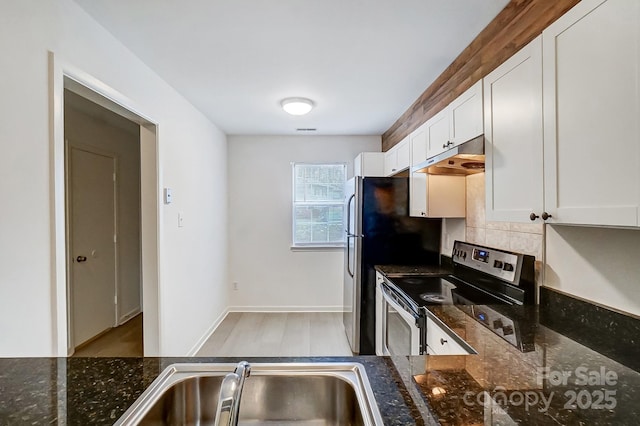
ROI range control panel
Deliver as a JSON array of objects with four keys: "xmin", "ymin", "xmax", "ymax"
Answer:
[{"xmin": 452, "ymin": 241, "xmax": 523, "ymax": 285}]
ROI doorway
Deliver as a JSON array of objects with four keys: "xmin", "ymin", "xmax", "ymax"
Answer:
[
  {"xmin": 51, "ymin": 55, "xmax": 161, "ymax": 357},
  {"xmin": 65, "ymin": 90, "xmax": 142, "ymax": 355}
]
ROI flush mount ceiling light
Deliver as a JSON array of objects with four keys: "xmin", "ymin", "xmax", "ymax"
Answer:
[{"xmin": 281, "ymin": 97, "xmax": 314, "ymax": 116}]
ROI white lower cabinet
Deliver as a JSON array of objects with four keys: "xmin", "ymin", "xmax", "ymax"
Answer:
[
  {"xmin": 410, "ymin": 173, "xmax": 465, "ymax": 218},
  {"xmin": 426, "ymin": 316, "xmax": 472, "ymax": 356}
]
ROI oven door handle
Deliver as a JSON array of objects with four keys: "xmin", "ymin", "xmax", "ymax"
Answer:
[{"xmin": 418, "ymin": 307, "xmax": 428, "ymax": 355}]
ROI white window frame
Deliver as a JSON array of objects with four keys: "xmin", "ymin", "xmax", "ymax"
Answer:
[{"xmin": 291, "ymin": 162, "xmax": 347, "ymax": 250}]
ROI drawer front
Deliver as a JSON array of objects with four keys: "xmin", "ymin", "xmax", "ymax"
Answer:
[{"xmin": 426, "ymin": 317, "xmax": 469, "ymax": 355}]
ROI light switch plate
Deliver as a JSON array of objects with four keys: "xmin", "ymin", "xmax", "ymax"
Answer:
[
  {"xmin": 164, "ymin": 188, "xmax": 172, "ymax": 204},
  {"xmin": 178, "ymin": 212, "xmax": 184, "ymax": 227}
]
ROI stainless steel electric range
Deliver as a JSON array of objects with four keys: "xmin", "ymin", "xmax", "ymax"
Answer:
[{"xmin": 377, "ymin": 240, "xmax": 537, "ymax": 355}]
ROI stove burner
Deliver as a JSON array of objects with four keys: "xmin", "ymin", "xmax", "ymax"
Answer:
[{"xmin": 420, "ymin": 293, "xmax": 447, "ymax": 304}]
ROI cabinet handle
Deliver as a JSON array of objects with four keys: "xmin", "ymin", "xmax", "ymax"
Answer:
[
  {"xmin": 529, "ymin": 213, "xmax": 539, "ymax": 221},
  {"xmin": 440, "ymin": 338, "xmax": 447, "ymax": 345},
  {"xmin": 542, "ymin": 212, "xmax": 552, "ymax": 220},
  {"xmin": 442, "ymin": 141, "xmax": 454, "ymax": 149},
  {"xmin": 421, "ymin": 212, "xmax": 426, "ymax": 216}
]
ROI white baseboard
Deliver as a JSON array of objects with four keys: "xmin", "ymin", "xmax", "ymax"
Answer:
[
  {"xmin": 118, "ymin": 307, "xmax": 141, "ymax": 325},
  {"xmin": 227, "ymin": 305, "xmax": 344, "ymax": 313},
  {"xmin": 187, "ymin": 308, "xmax": 231, "ymax": 357}
]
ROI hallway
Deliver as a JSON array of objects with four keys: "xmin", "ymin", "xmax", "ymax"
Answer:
[{"xmin": 72, "ymin": 314, "xmax": 143, "ymax": 357}]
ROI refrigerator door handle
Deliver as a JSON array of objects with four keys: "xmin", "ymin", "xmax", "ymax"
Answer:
[
  {"xmin": 345, "ymin": 194, "xmax": 355, "ymax": 236},
  {"xmin": 347, "ymin": 235, "xmax": 354, "ymax": 278},
  {"xmin": 346, "ymin": 193, "xmax": 356, "ymax": 277}
]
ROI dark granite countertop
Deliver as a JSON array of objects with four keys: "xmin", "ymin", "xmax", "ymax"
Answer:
[
  {"xmin": 4, "ymin": 266, "xmax": 639, "ymax": 425},
  {"xmin": 0, "ymin": 356, "xmax": 422, "ymax": 426},
  {"xmin": 375, "ymin": 264, "xmax": 452, "ymax": 277},
  {"xmin": 377, "ymin": 267, "xmax": 640, "ymax": 425},
  {"xmin": 409, "ymin": 304, "xmax": 640, "ymax": 425}
]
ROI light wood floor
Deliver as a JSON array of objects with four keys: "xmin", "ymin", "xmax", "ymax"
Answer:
[
  {"xmin": 196, "ymin": 312, "xmax": 354, "ymax": 357},
  {"xmin": 72, "ymin": 314, "xmax": 143, "ymax": 357}
]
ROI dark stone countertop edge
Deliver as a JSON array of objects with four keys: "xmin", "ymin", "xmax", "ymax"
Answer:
[{"xmin": 0, "ymin": 356, "xmax": 425, "ymax": 426}]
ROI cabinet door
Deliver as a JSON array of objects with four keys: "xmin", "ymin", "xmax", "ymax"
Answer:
[
  {"xmin": 355, "ymin": 152, "xmax": 385, "ymax": 177},
  {"xmin": 383, "ymin": 149, "xmax": 396, "ymax": 176},
  {"xmin": 450, "ymin": 80, "xmax": 483, "ymax": 146},
  {"xmin": 426, "ymin": 108, "xmax": 451, "ymax": 158},
  {"xmin": 543, "ymin": 0, "xmax": 640, "ymax": 227},
  {"xmin": 484, "ymin": 36, "xmax": 544, "ymax": 223},
  {"xmin": 410, "ymin": 123, "xmax": 428, "ymax": 166},
  {"xmin": 409, "ymin": 172, "xmax": 427, "ymax": 217},
  {"xmin": 396, "ymin": 137, "xmax": 411, "ymax": 171}
]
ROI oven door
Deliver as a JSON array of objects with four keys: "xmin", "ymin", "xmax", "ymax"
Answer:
[{"xmin": 376, "ymin": 283, "xmax": 421, "ymax": 356}]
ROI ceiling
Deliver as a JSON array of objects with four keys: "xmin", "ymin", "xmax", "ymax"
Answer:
[{"xmin": 73, "ymin": 0, "xmax": 509, "ymax": 136}]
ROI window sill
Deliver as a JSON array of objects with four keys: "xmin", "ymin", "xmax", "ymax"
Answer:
[{"xmin": 290, "ymin": 244, "xmax": 345, "ymax": 252}]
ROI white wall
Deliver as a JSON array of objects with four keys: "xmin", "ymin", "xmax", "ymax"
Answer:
[
  {"xmin": 227, "ymin": 135, "xmax": 381, "ymax": 310},
  {"xmin": 0, "ymin": 0, "xmax": 227, "ymax": 356},
  {"xmin": 65, "ymin": 94, "xmax": 142, "ymax": 323},
  {"xmin": 545, "ymin": 225, "xmax": 640, "ymax": 316}
]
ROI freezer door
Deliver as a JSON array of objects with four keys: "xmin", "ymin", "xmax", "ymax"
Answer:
[{"xmin": 343, "ymin": 177, "xmax": 362, "ymax": 353}]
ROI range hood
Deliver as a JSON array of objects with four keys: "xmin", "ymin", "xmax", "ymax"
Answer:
[{"xmin": 412, "ymin": 135, "xmax": 484, "ymax": 175}]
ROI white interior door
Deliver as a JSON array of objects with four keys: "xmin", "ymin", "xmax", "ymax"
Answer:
[{"xmin": 69, "ymin": 146, "xmax": 117, "ymax": 347}]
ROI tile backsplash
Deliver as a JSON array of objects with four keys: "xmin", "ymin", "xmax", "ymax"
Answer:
[
  {"xmin": 441, "ymin": 172, "xmax": 543, "ymax": 285},
  {"xmin": 463, "ymin": 173, "xmax": 543, "ymax": 260}
]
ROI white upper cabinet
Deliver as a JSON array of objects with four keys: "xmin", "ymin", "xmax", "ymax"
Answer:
[
  {"xmin": 484, "ymin": 36, "xmax": 544, "ymax": 223},
  {"xmin": 409, "ymin": 120, "xmax": 465, "ymax": 218},
  {"xmin": 426, "ymin": 107, "xmax": 451, "ymax": 158},
  {"xmin": 421, "ymin": 80, "xmax": 484, "ymax": 161},
  {"xmin": 354, "ymin": 152, "xmax": 385, "ymax": 177},
  {"xmin": 542, "ymin": 0, "xmax": 640, "ymax": 227},
  {"xmin": 450, "ymin": 80, "xmax": 484, "ymax": 146},
  {"xmin": 384, "ymin": 136, "xmax": 410, "ymax": 176},
  {"xmin": 396, "ymin": 138, "xmax": 410, "ymax": 170},
  {"xmin": 410, "ymin": 122, "xmax": 428, "ymax": 166}
]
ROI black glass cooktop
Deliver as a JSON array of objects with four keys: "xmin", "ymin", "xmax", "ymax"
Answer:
[{"xmin": 387, "ymin": 275, "xmax": 511, "ymax": 307}]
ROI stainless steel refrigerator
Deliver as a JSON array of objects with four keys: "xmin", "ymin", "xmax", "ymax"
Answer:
[{"xmin": 343, "ymin": 176, "xmax": 442, "ymax": 354}]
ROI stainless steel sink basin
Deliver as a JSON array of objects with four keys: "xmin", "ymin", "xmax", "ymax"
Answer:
[{"xmin": 115, "ymin": 362, "xmax": 384, "ymax": 426}]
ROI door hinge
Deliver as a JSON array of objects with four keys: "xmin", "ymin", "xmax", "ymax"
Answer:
[
  {"xmin": 114, "ymin": 295, "xmax": 118, "ymax": 305},
  {"xmin": 113, "ymin": 173, "xmax": 116, "ymax": 182},
  {"xmin": 114, "ymin": 234, "xmax": 117, "ymax": 243}
]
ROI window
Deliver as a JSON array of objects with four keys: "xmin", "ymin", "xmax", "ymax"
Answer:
[{"xmin": 292, "ymin": 163, "xmax": 346, "ymax": 247}]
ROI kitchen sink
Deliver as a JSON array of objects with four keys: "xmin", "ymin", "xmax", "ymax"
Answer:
[{"xmin": 114, "ymin": 362, "xmax": 384, "ymax": 426}]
